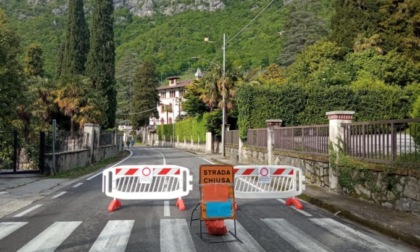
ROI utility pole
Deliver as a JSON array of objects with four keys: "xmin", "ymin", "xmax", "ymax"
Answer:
[{"xmin": 222, "ymin": 33, "xmax": 226, "ymax": 157}]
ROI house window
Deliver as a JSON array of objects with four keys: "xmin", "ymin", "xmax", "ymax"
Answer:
[
  {"xmin": 170, "ymin": 90, "xmax": 175, "ymax": 97},
  {"xmin": 160, "ymin": 118, "xmax": 164, "ymax": 125}
]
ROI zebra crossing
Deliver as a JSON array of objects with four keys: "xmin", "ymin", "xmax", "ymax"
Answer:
[{"xmin": 0, "ymin": 217, "xmax": 401, "ymax": 251}]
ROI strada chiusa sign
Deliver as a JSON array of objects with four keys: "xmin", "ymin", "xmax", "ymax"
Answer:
[{"xmin": 199, "ymin": 165, "xmax": 233, "ymax": 184}]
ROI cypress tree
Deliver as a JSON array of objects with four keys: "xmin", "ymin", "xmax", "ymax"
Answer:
[
  {"xmin": 86, "ymin": 0, "xmax": 117, "ymax": 128},
  {"xmin": 59, "ymin": 0, "xmax": 89, "ymax": 78},
  {"xmin": 130, "ymin": 62, "xmax": 160, "ymax": 129}
]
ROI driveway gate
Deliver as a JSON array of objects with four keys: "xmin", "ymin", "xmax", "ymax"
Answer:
[{"xmin": 0, "ymin": 130, "xmax": 44, "ymax": 174}]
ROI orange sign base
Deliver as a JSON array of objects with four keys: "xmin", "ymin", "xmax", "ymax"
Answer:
[{"xmin": 205, "ymin": 220, "xmax": 227, "ymax": 236}]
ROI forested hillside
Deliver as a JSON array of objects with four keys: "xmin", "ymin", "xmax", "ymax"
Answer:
[{"xmin": 0, "ymin": 0, "xmax": 332, "ymax": 79}]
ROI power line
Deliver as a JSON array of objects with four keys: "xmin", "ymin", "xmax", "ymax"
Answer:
[{"xmin": 226, "ymin": 0, "xmax": 275, "ymax": 47}]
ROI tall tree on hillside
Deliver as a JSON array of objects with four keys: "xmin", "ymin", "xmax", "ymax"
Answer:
[
  {"xmin": 379, "ymin": 0, "xmax": 420, "ymax": 61},
  {"xmin": 0, "ymin": 10, "xmax": 24, "ymax": 130},
  {"xmin": 277, "ymin": 0, "xmax": 329, "ymax": 66},
  {"xmin": 56, "ymin": 0, "xmax": 89, "ymax": 80},
  {"xmin": 86, "ymin": 0, "xmax": 117, "ymax": 128},
  {"xmin": 115, "ymin": 51, "xmax": 142, "ymax": 122},
  {"xmin": 330, "ymin": 0, "xmax": 383, "ymax": 51},
  {"xmin": 130, "ymin": 62, "xmax": 159, "ymax": 129}
]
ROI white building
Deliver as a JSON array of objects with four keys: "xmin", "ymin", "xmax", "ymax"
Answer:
[{"xmin": 150, "ymin": 69, "xmax": 203, "ymax": 126}]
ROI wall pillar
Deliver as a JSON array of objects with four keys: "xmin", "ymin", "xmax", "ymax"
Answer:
[
  {"xmin": 83, "ymin": 123, "xmax": 101, "ymax": 163},
  {"xmin": 205, "ymin": 132, "xmax": 213, "ymax": 153},
  {"xmin": 326, "ymin": 111, "xmax": 355, "ymax": 190},
  {"xmin": 266, "ymin": 119, "xmax": 282, "ymax": 165}
]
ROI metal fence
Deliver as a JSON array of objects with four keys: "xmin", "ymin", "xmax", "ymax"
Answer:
[
  {"xmin": 343, "ymin": 119, "xmax": 420, "ymax": 165},
  {"xmin": 273, "ymin": 125, "xmax": 329, "ymax": 155},
  {"xmin": 246, "ymin": 129, "xmax": 267, "ymax": 148},
  {"xmin": 225, "ymin": 130, "xmax": 239, "ymax": 145}
]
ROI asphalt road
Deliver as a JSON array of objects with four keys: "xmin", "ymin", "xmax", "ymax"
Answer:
[{"xmin": 0, "ymin": 147, "xmax": 414, "ymax": 251}]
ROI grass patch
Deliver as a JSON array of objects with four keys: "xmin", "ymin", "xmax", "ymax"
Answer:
[{"xmin": 49, "ymin": 150, "xmax": 130, "ymax": 179}]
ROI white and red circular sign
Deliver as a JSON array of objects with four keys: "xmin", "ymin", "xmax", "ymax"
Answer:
[
  {"xmin": 142, "ymin": 167, "xmax": 152, "ymax": 176},
  {"xmin": 259, "ymin": 167, "xmax": 269, "ymax": 176}
]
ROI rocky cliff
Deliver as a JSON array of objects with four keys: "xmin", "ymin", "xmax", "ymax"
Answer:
[{"xmin": 24, "ymin": 0, "xmax": 225, "ymax": 17}]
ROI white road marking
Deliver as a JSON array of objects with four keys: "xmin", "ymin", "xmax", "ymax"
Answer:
[
  {"xmin": 311, "ymin": 218, "xmax": 395, "ymax": 252},
  {"xmin": 0, "ymin": 191, "xmax": 8, "ymax": 195},
  {"xmin": 52, "ymin": 191, "xmax": 67, "ymax": 199},
  {"xmin": 14, "ymin": 204, "xmax": 42, "ymax": 218},
  {"xmin": 89, "ymin": 220, "xmax": 134, "ymax": 252},
  {"xmin": 87, "ymin": 149, "xmax": 134, "ymax": 181},
  {"xmin": 73, "ymin": 182, "xmax": 83, "ymax": 188},
  {"xmin": 0, "ymin": 222, "xmax": 27, "ymax": 241},
  {"xmin": 262, "ymin": 218, "xmax": 330, "ymax": 252},
  {"xmin": 224, "ymin": 220, "xmax": 266, "ymax": 252},
  {"xmin": 164, "ymin": 201, "xmax": 170, "ymax": 217},
  {"xmin": 86, "ymin": 172, "xmax": 102, "ymax": 181},
  {"xmin": 17, "ymin": 221, "xmax": 81, "ymax": 252},
  {"xmin": 160, "ymin": 219, "xmax": 196, "ymax": 252}
]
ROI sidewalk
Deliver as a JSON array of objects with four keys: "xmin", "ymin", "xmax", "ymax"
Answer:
[{"xmin": 0, "ymin": 151, "xmax": 419, "ymax": 248}]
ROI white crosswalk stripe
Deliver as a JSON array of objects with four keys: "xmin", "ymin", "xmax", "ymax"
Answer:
[
  {"xmin": 161, "ymin": 219, "xmax": 196, "ymax": 252},
  {"xmin": 89, "ymin": 220, "xmax": 134, "ymax": 252},
  {"xmin": 0, "ymin": 217, "xmax": 404, "ymax": 251},
  {"xmin": 262, "ymin": 218, "xmax": 331, "ymax": 252},
  {"xmin": 17, "ymin": 221, "xmax": 82, "ymax": 252},
  {"xmin": 0, "ymin": 222, "xmax": 27, "ymax": 241},
  {"xmin": 224, "ymin": 219, "xmax": 266, "ymax": 252},
  {"xmin": 311, "ymin": 218, "xmax": 396, "ymax": 252}
]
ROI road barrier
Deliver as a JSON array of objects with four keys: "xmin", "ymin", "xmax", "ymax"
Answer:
[
  {"xmin": 102, "ymin": 165, "xmax": 193, "ymax": 212},
  {"xmin": 234, "ymin": 165, "xmax": 305, "ymax": 209}
]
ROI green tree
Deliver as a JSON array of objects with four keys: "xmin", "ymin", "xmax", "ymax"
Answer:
[
  {"xmin": 0, "ymin": 10, "xmax": 24, "ymax": 130},
  {"xmin": 330, "ymin": 0, "xmax": 383, "ymax": 51},
  {"xmin": 183, "ymin": 80, "xmax": 209, "ymax": 116},
  {"xmin": 115, "ymin": 50, "xmax": 142, "ymax": 122},
  {"xmin": 278, "ymin": 0, "xmax": 329, "ymax": 66},
  {"xmin": 379, "ymin": 0, "xmax": 420, "ymax": 61},
  {"xmin": 58, "ymin": 0, "xmax": 89, "ymax": 78},
  {"xmin": 130, "ymin": 62, "xmax": 159, "ymax": 129},
  {"xmin": 86, "ymin": 0, "xmax": 117, "ymax": 128},
  {"xmin": 24, "ymin": 44, "xmax": 44, "ymax": 77}
]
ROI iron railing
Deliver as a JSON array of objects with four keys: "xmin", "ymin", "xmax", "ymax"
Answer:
[
  {"xmin": 273, "ymin": 125, "xmax": 329, "ymax": 155},
  {"xmin": 342, "ymin": 119, "xmax": 420, "ymax": 165},
  {"xmin": 225, "ymin": 130, "xmax": 239, "ymax": 145},
  {"xmin": 246, "ymin": 129, "xmax": 267, "ymax": 148}
]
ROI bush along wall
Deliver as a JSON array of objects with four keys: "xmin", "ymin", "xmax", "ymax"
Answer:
[{"xmin": 157, "ymin": 114, "xmax": 207, "ymax": 143}]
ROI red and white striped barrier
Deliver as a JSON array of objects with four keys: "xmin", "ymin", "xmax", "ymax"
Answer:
[
  {"xmin": 234, "ymin": 165, "xmax": 305, "ymax": 209},
  {"xmin": 102, "ymin": 165, "xmax": 193, "ymax": 212}
]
